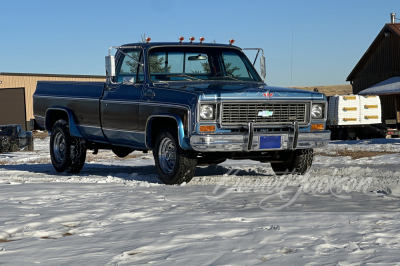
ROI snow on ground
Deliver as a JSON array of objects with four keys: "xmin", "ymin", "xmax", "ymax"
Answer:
[{"xmin": 1, "ymin": 137, "xmax": 400, "ymax": 265}]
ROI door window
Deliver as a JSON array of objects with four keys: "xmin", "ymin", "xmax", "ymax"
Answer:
[
  {"xmin": 221, "ymin": 51, "xmax": 252, "ymax": 79},
  {"xmin": 116, "ymin": 50, "xmax": 144, "ymax": 83}
]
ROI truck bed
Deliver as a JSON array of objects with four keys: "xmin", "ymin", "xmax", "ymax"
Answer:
[{"xmin": 33, "ymin": 81, "xmax": 106, "ymax": 142}]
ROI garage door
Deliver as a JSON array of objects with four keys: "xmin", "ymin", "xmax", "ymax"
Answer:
[{"xmin": 0, "ymin": 88, "xmax": 27, "ymax": 130}]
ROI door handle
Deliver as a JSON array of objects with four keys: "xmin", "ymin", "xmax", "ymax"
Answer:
[
  {"xmin": 144, "ymin": 91, "xmax": 155, "ymax": 98},
  {"xmin": 105, "ymin": 86, "xmax": 118, "ymax": 91}
]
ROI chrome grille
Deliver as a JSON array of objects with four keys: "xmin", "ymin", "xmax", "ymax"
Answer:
[{"xmin": 221, "ymin": 102, "xmax": 308, "ymax": 126}]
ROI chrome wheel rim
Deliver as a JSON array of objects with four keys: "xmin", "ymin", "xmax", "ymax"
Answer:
[
  {"xmin": 53, "ymin": 131, "xmax": 66, "ymax": 163},
  {"xmin": 158, "ymin": 137, "xmax": 176, "ymax": 174}
]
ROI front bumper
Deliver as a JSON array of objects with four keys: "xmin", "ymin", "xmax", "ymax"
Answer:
[{"xmin": 190, "ymin": 130, "xmax": 331, "ymax": 152}]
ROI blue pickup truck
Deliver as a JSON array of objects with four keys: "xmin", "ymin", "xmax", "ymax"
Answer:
[{"xmin": 33, "ymin": 40, "xmax": 330, "ymax": 184}]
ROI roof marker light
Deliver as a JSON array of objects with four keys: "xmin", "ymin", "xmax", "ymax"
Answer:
[
  {"xmin": 189, "ymin": 36, "xmax": 195, "ymax": 43},
  {"xmin": 229, "ymin": 39, "xmax": 235, "ymax": 45},
  {"xmin": 146, "ymin": 37, "xmax": 151, "ymax": 43},
  {"xmin": 179, "ymin": 36, "xmax": 185, "ymax": 43},
  {"xmin": 199, "ymin": 37, "xmax": 205, "ymax": 44}
]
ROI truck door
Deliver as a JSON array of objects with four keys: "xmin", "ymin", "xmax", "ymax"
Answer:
[{"xmin": 100, "ymin": 48, "xmax": 145, "ymax": 147}]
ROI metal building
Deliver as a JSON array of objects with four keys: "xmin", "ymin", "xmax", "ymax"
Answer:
[
  {"xmin": 0, "ymin": 73, "xmax": 105, "ymax": 130},
  {"xmin": 346, "ymin": 14, "xmax": 400, "ymax": 130}
]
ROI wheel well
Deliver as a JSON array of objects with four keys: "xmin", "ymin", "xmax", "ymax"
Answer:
[
  {"xmin": 148, "ymin": 117, "xmax": 177, "ymax": 149},
  {"xmin": 46, "ymin": 110, "xmax": 68, "ymax": 131}
]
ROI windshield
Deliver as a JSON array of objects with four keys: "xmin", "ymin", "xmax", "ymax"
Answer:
[
  {"xmin": 0, "ymin": 126, "xmax": 15, "ymax": 135},
  {"xmin": 147, "ymin": 47, "xmax": 262, "ymax": 83}
]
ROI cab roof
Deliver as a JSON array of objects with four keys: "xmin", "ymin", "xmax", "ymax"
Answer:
[{"xmin": 120, "ymin": 42, "xmax": 241, "ymax": 49}]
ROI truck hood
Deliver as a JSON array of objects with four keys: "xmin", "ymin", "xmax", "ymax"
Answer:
[{"xmin": 167, "ymin": 82, "xmax": 325, "ymax": 101}]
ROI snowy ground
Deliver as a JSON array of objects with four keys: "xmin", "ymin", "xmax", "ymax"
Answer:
[{"xmin": 1, "ymin": 137, "xmax": 400, "ymax": 265}]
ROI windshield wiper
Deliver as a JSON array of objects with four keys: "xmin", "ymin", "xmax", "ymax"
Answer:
[
  {"xmin": 173, "ymin": 74, "xmax": 203, "ymax": 81},
  {"xmin": 210, "ymin": 75, "xmax": 243, "ymax": 82}
]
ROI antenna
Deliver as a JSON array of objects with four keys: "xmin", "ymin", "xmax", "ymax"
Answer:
[
  {"xmin": 290, "ymin": 20, "xmax": 294, "ymax": 88},
  {"xmin": 139, "ymin": 33, "xmax": 146, "ymax": 43}
]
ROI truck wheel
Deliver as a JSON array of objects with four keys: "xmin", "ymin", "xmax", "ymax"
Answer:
[
  {"xmin": 271, "ymin": 149, "xmax": 313, "ymax": 175},
  {"xmin": 153, "ymin": 126, "xmax": 197, "ymax": 184},
  {"xmin": 112, "ymin": 147, "xmax": 133, "ymax": 158},
  {"xmin": 50, "ymin": 120, "xmax": 87, "ymax": 173},
  {"xmin": 10, "ymin": 143, "xmax": 19, "ymax": 152}
]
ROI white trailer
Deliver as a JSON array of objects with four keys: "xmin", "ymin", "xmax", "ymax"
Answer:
[{"xmin": 327, "ymin": 95, "xmax": 385, "ymax": 140}]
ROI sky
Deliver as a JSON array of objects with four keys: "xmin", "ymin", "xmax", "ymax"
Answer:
[{"xmin": 0, "ymin": 0, "xmax": 398, "ymax": 87}]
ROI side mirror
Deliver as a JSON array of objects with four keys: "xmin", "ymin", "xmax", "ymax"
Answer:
[
  {"xmin": 105, "ymin": 55, "xmax": 116, "ymax": 77},
  {"xmin": 260, "ymin": 55, "xmax": 266, "ymax": 81}
]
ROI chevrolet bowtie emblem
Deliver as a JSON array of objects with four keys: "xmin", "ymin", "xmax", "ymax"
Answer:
[
  {"xmin": 263, "ymin": 91, "xmax": 274, "ymax": 99},
  {"xmin": 258, "ymin": 110, "xmax": 274, "ymax": 117}
]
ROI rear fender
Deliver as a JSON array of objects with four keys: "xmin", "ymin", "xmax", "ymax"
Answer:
[{"xmin": 45, "ymin": 107, "xmax": 83, "ymax": 138}]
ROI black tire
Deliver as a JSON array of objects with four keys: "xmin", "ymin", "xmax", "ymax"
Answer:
[
  {"xmin": 153, "ymin": 126, "xmax": 197, "ymax": 184},
  {"xmin": 0, "ymin": 138, "xmax": 10, "ymax": 153},
  {"xmin": 112, "ymin": 147, "xmax": 133, "ymax": 158},
  {"xmin": 10, "ymin": 143, "xmax": 19, "ymax": 152},
  {"xmin": 271, "ymin": 149, "xmax": 313, "ymax": 175},
  {"xmin": 50, "ymin": 120, "xmax": 87, "ymax": 173}
]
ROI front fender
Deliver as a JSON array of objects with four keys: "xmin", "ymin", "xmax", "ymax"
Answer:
[
  {"xmin": 146, "ymin": 114, "xmax": 190, "ymax": 150},
  {"xmin": 45, "ymin": 107, "xmax": 83, "ymax": 138}
]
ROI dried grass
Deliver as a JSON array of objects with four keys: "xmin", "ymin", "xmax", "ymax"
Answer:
[
  {"xmin": 0, "ymin": 239, "xmax": 13, "ymax": 243},
  {"xmin": 315, "ymin": 148, "xmax": 398, "ymax": 159},
  {"xmin": 122, "ymin": 154, "xmax": 146, "ymax": 159},
  {"xmin": 33, "ymin": 131, "xmax": 49, "ymax": 140},
  {"xmin": 0, "ymin": 157, "xmax": 50, "ymax": 165},
  {"xmin": 127, "ymin": 252, "xmax": 141, "ymax": 256},
  {"xmin": 61, "ymin": 224, "xmax": 78, "ymax": 228},
  {"xmin": 293, "ymin": 84, "xmax": 352, "ymax": 96},
  {"xmin": 40, "ymin": 236, "xmax": 56, "ymax": 239}
]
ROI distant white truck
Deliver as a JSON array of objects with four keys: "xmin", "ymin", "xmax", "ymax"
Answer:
[{"xmin": 327, "ymin": 95, "xmax": 384, "ymax": 140}]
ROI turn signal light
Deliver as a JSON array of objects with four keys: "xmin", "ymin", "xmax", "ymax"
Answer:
[
  {"xmin": 179, "ymin": 36, "xmax": 185, "ymax": 42},
  {"xmin": 200, "ymin": 125, "xmax": 216, "ymax": 132},
  {"xmin": 199, "ymin": 37, "xmax": 205, "ymax": 44},
  {"xmin": 311, "ymin": 124, "xmax": 324, "ymax": 130},
  {"xmin": 146, "ymin": 37, "xmax": 151, "ymax": 43},
  {"xmin": 189, "ymin": 36, "xmax": 195, "ymax": 43},
  {"xmin": 229, "ymin": 39, "xmax": 235, "ymax": 45}
]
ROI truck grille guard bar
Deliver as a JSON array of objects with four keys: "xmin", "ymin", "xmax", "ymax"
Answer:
[
  {"xmin": 245, "ymin": 121, "xmax": 299, "ymax": 152},
  {"xmin": 246, "ymin": 122, "xmax": 254, "ymax": 152},
  {"xmin": 292, "ymin": 121, "xmax": 299, "ymax": 150}
]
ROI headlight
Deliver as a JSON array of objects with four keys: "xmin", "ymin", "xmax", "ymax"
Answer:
[
  {"xmin": 200, "ymin": 105, "xmax": 215, "ymax": 120},
  {"xmin": 311, "ymin": 104, "xmax": 323, "ymax": 119}
]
